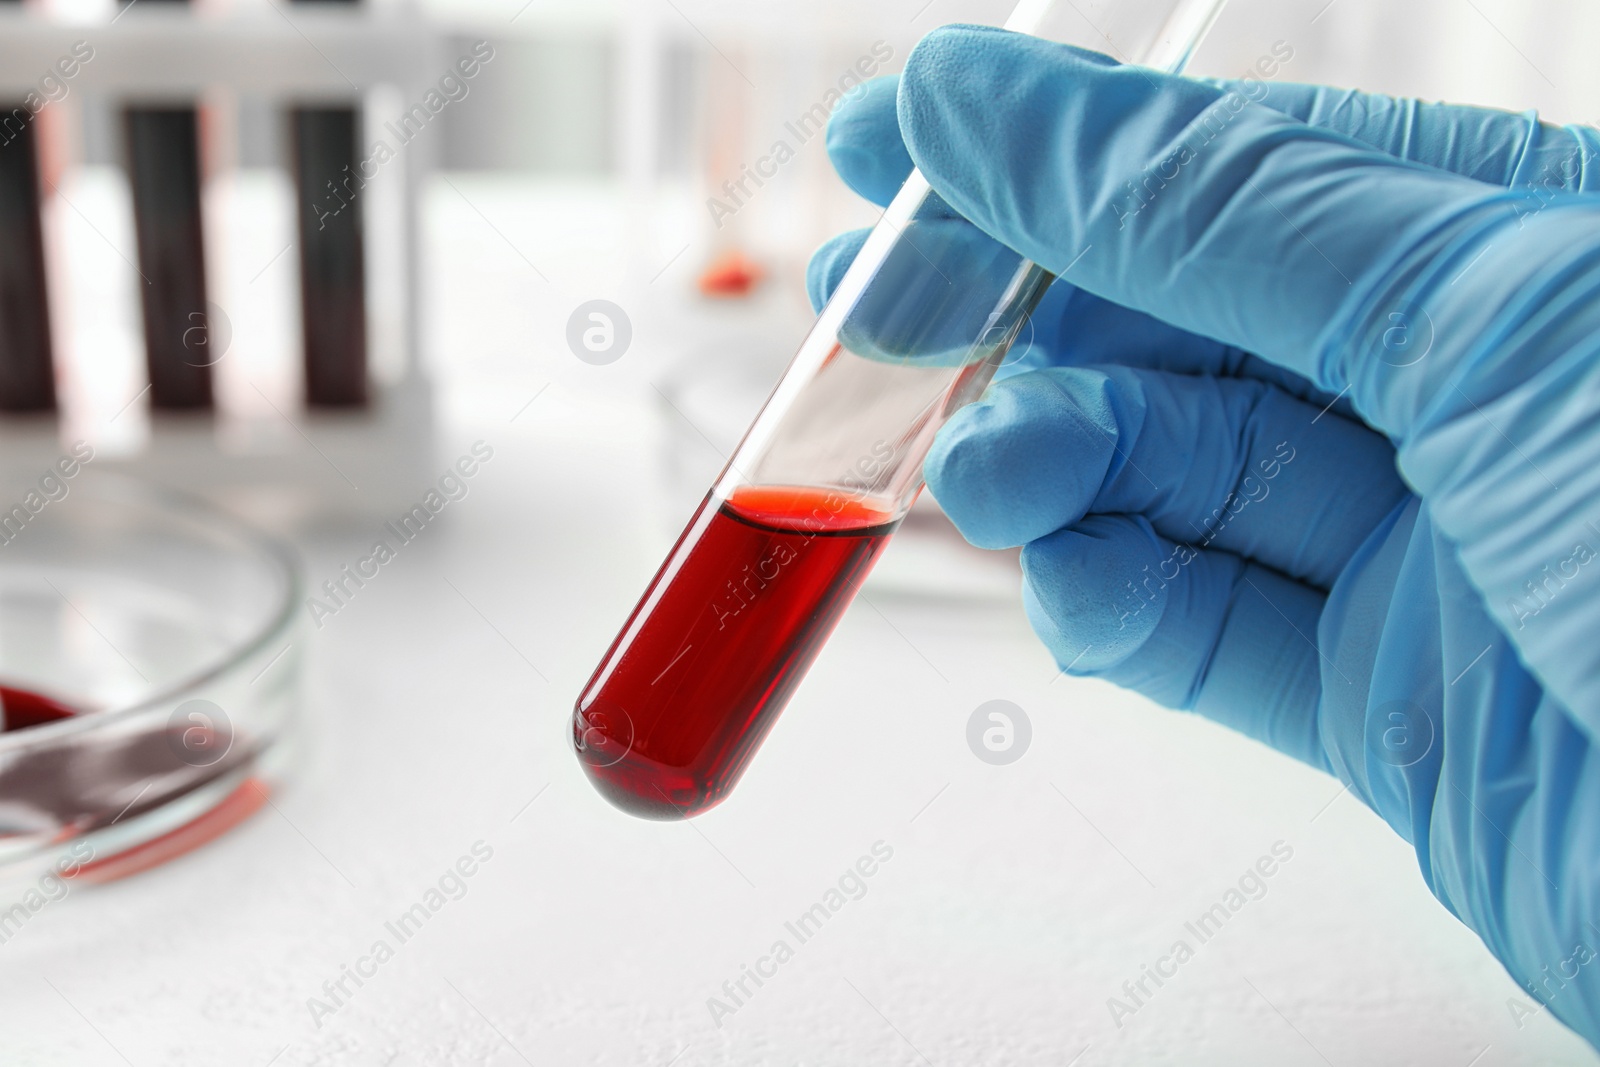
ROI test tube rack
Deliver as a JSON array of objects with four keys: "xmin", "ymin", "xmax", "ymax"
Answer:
[{"xmin": 0, "ymin": 2, "xmax": 452, "ymax": 527}]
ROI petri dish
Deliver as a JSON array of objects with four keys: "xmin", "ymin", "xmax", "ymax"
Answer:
[{"xmin": 0, "ymin": 467, "xmax": 302, "ymax": 884}]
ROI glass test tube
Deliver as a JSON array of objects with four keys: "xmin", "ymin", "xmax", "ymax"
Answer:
[{"xmin": 574, "ymin": 0, "xmax": 1231, "ymax": 819}]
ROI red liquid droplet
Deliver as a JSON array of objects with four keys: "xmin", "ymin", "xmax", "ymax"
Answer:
[
  {"xmin": 696, "ymin": 247, "xmax": 765, "ymax": 298},
  {"xmin": 574, "ymin": 485, "xmax": 898, "ymax": 819},
  {"xmin": 1, "ymin": 684, "xmax": 77, "ymax": 731}
]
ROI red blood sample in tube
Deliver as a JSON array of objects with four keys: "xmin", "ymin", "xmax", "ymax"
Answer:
[{"xmin": 573, "ymin": 485, "xmax": 898, "ymax": 819}]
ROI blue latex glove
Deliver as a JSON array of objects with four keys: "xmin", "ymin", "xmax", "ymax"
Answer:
[{"xmin": 812, "ymin": 26, "xmax": 1600, "ymax": 1047}]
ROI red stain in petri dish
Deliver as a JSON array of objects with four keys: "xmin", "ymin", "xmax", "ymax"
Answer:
[
  {"xmin": 1, "ymin": 684, "xmax": 77, "ymax": 731},
  {"xmin": 574, "ymin": 484, "xmax": 899, "ymax": 819},
  {"xmin": 0, "ymin": 683, "xmax": 267, "ymax": 882},
  {"xmin": 69, "ymin": 778, "xmax": 269, "ymax": 884}
]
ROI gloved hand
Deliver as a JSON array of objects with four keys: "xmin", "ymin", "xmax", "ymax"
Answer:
[{"xmin": 811, "ymin": 26, "xmax": 1600, "ymax": 1047}]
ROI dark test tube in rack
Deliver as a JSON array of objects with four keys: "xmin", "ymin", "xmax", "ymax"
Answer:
[
  {"xmin": 292, "ymin": 0, "xmax": 367, "ymax": 406},
  {"xmin": 0, "ymin": 102, "xmax": 56, "ymax": 413},
  {"xmin": 291, "ymin": 105, "xmax": 367, "ymax": 407},
  {"xmin": 124, "ymin": 106, "xmax": 213, "ymax": 410}
]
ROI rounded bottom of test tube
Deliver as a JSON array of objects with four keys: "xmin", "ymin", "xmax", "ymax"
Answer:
[
  {"xmin": 577, "ymin": 757, "xmax": 726, "ymax": 821},
  {"xmin": 571, "ymin": 700, "xmax": 728, "ymax": 821}
]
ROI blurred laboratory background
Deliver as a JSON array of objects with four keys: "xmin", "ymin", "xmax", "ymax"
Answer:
[{"xmin": 0, "ymin": 0, "xmax": 1596, "ymax": 1064}]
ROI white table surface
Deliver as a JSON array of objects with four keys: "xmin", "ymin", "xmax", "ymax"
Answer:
[{"xmin": 0, "ymin": 175, "xmax": 1595, "ymax": 1067}]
